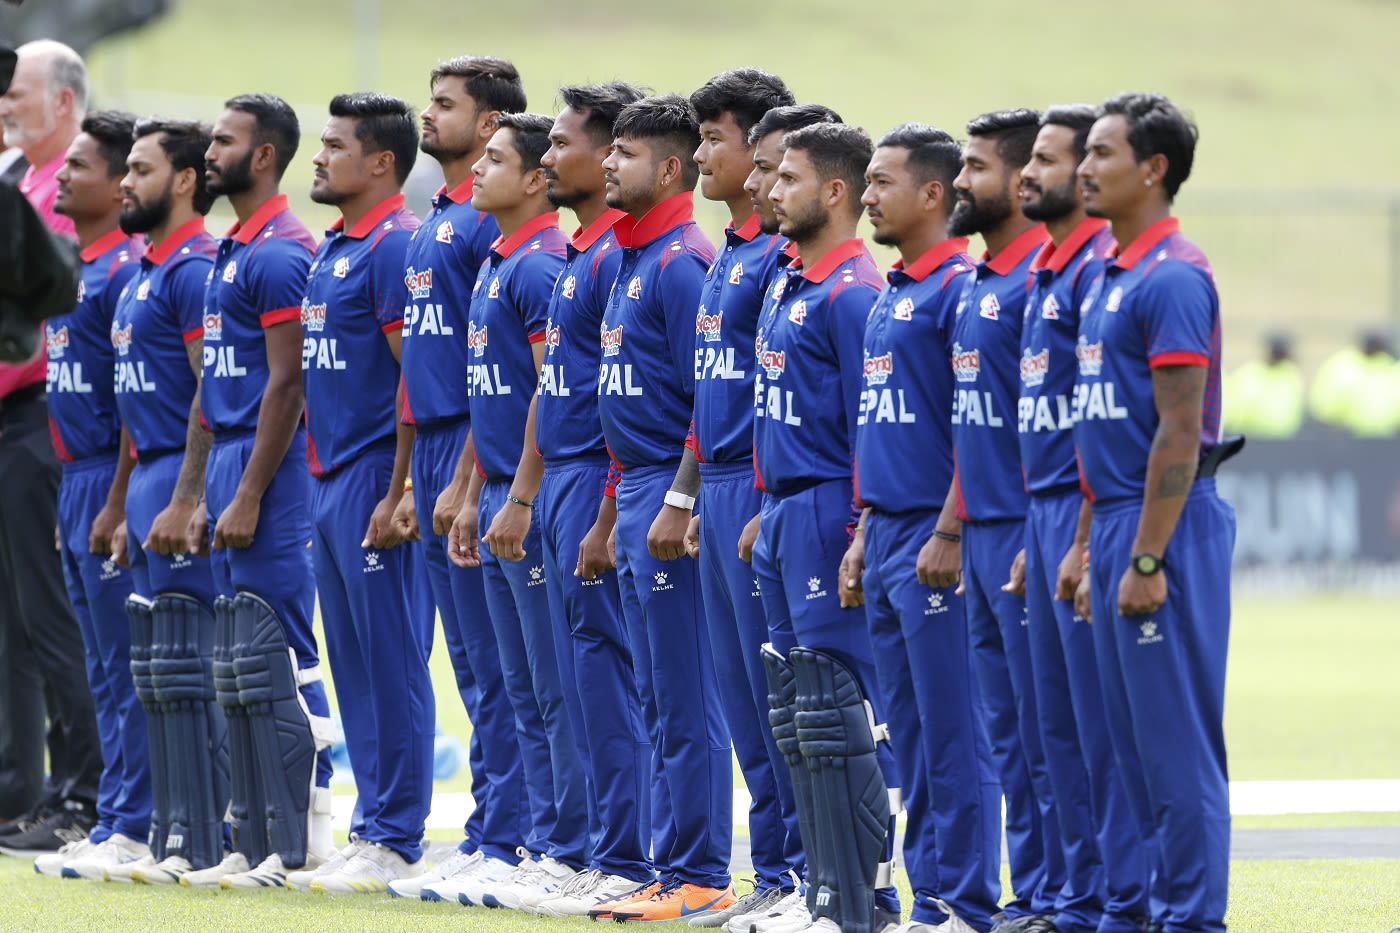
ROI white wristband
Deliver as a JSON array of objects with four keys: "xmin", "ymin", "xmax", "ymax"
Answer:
[{"xmin": 663, "ymin": 490, "xmax": 696, "ymax": 511}]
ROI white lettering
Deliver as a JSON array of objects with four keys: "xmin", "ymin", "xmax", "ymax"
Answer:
[
  {"xmin": 303, "ymin": 337, "xmax": 348, "ymax": 371},
  {"xmin": 598, "ymin": 363, "xmax": 643, "ymax": 396}
]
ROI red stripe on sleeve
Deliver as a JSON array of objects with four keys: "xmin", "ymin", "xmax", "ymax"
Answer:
[
  {"xmin": 182, "ymin": 327, "xmax": 203, "ymax": 345},
  {"xmin": 1149, "ymin": 351, "xmax": 1208, "ymax": 369},
  {"xmin": 260, "ymin": 306, "xmax": 301, "ymax": 328}
]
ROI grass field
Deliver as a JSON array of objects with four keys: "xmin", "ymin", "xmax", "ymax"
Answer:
[{"xmin": 74, "ymin": 0, "xmax": 1400, "ymax": 372}]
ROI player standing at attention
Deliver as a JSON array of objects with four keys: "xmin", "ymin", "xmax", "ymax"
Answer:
[
  {"xmin": 753, "ymin": 122, "xmax": 896, "ymax": 933},
  {"xmin": 38, "ymin": 111, "xmax": 151, "ymax": 881},
  {"xmin": 294, "ymin": 93, "xmax": 432, "ymax": 895},
  {"xmin": 1012, "ymin": 105, "xmax": 1150, "ymax": 933},
  {"xmin": 524, "ymin": 81, "xmax": 659, "ymax": 919},
  {"xmin": 917, "ymin": 109, "xmax": 1057, "ymax": 931},
  {"xmin": 181, "ymin": 93, "xmax": 333, "ymax": 890},
  {"xmin": 109, "ymin": 117, "xmax": 226, "ymax": 886},
  {"xmin": 1074, "ymin": 92, "xmax": 1233, "ymax": 933},
  {"xmin": 386, "ymin": 55, "xmax": 524, "ymax": 902},
  {"xmin": 591, "ymin": 94, "xmax": 734, "ymax": 924},
  {"xmin": 838, "ymin": 123, "xmax": 1000, "ymax": 933},
  {"xmin": 642, "ymin": 68, "xmax": 802, "ymax": 930}
]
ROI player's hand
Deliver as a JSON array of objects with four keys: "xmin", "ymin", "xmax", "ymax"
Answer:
[
  {"xmin": 1001, "ymin": 547, "xmax": 1026, "ymax": 596},
  {"xmin": 1075, "ymin": 571, "xmax": 1092, "ymax": 621},
  {"xmin": 391, "ymin": 489, "xmax": 420, "ymax": 544},
  {"xmin": 737, "ymin": 512, "xmax": 760, "ymax": 564},
  {"xmin": 1117, "ymin": 566, "xmax": 1167, "ymax": 617},
  {"xmin": 145, "ymin": 497, "xmax": 198, "ymax": 556},
  {"xmin": 838, "ymin": 534, "xmax": 865, "ymax": 608},
  {"xmin": 186, "ymin": 505, "xmax": 210, "ymax": 558},
  {"xmin": 433, "ymin": 478, "xmax": 467, "ymax": 537},
  {"xmin": 448, "ymin": 499, "xmax": 480, "ymax": 568},
  {"xmin": 1056, "ymin": 542, "xmax": 1086, "ymax": 602},
  {"xmin": 212, "ymin": 491, "xmax": 259, "ymax": 551},
  {"xmin": 111, "ymin": 519, "xmax": 129, "ymax": 568},
  {"xmin": 684, "ymin": 514, "xmax": 701, "ymax": 560},
  {"xmin": 916, "ymin": 532, "xmax": 960, "ymax": 589},
  {"xmin": 576, "ymin": 519, "xmax": 614, "ymax": 580},
  {"xmin": 88, "ymin": 501, "xmax": 123, "ymax": 555},
  {"xmin": 364, "ymin": 493, "xmax": 407, "ymax": 550},
  {"xmin": 647, "ymin": 504, "xmax": 691, "ymax": 561},
  {"xmin": 483, "ymin": 498, "xmax": 530, "ymax": 562}
]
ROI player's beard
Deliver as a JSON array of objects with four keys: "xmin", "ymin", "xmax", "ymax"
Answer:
[
  {"xmin": 604, "ymin": 177, "xmax": 657, "ymax": 215},
  {"xmin": 948, "ymin": 186, "xmax": 1014, "ymax": 238},
  {"xmin": 544, "ymin": 170, "xmax": 589, "ymax": 209},
  {"xmin": 777, "ymin": 197, "xmax": 829, "ymax": 244},
  {"xmin": 119, "ymin": 178, "xmax": 174, "ymax": 235},
  {"xmin": 420, "ymin": 127, "xmax": 472, "ymax": 163},
  {"xmin": 1020, "ymin": 176, "xmax": 1079, "ymax": 223},
  {"xmin": 206, "ymin": 148, "xmax": 255, "ymax": 198}
]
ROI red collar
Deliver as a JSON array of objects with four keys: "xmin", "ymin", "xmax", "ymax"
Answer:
[
  {"xmin": 330, "ymin": 193, "xmax": 406, "ymax": 239},
  {"xmin": 226, "ymin": 193, "xmax": 290, "ymax": 244},
  {"xmin": 794, "ymin": 238, "xmax": 868, "ymax": 283},
  {"xmin": 1031, "ymin": 217, "xmax": 1109, "ymax": 274},
  {"xmin": 781, "ymin": 240, "xmax": 800, "ymax": 261},
  {"xmin": 439, "ymin": 176, "xmax": 475, "ymax": 205},
  {"xmin": 146, "ymin": 216, "xmax": 208, "ymax": 266},
  {"xmin": 491, "ymin": 211, "xmax": 560, "ymax": 258},
  {"xmin": 892, "ymin": 237, "xmax": 969, "ymax": 283},
  {"xmin": 730, "ymin": 213, "xmax": 762, "ymax": 242},
  {"xmin": 614, "ymin": 191, "xmax": 694, "ymax": 249},
  {"xmin": 982, "ymin": 224, "xmax": 1048, "ymax": 276},
  {"xmin": 79, "ymin": 227, "xmax": 133, "ymax": 264},
  {"xmin": 573, "ymin": 208, "xmax": 628, "ymax": 252},
  {"xmin": 1112, "ymin": 216, "xmax": 1180, "ymax": 270}
]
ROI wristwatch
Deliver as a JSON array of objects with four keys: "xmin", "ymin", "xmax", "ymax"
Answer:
[{"xmin": 1130, "ymin": 552, "xmax": 1165, "ymax": 576}]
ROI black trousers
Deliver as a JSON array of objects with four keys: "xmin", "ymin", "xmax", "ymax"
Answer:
[{"xmin": 0, "ymin": 390, "xmax": 101, "ymax": 816}]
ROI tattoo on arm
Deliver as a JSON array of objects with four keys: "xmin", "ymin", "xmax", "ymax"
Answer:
[{"xmin": 1155, "ymin": 462, "xmax": 1195, "ymax": 498}]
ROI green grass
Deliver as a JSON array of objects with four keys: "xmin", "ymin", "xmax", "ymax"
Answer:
[
  {"xmin": 79, "ymin": 0, "xmax": 1400, "ymax": 373},
  {"xmin": 1233, "ymin": 812, "xmax": 1400, "ymax": 831},
  {"xmin": 2, "ymin": 856, "xmax": 1395, "ymax": 933}
]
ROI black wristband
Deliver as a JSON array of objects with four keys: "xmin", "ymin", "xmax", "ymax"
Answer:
[
  {"xmin": 932, "ymin": 529, "xmax": 961, "ymax": 543},
  {"xmin": 506, "ymin": 494, "xmax": 532, "ymax": 509}
]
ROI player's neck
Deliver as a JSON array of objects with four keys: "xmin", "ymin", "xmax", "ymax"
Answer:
[
  {"xmin": 570, "ymin": 192, "xmax": 611, "ymax": 232},
  {"xmin": 73, "ymin": 213, "xmax": 122, "ymax": 251},
  {"xmin": 895, "ymin": 221, "xmax": 950, "ymax": 268},
  {"xmin": 492, "ymin": 198, "xmax": 553, "ymax": 241},
  {"xmin": 1046, "ymin": 206, "xmax": 1087, "ymax": 247},
  {"xmin": 338, "ymin": 185, "xmax": 398, "ymax": 232},
  {"xmin": 981, "ymin": 215, "xmax": 1037, "ymax": 260},
  {"xmin": 1108, "ymin": 200, "xmax": 1171, "ymax": 255},
  {"xmin": 439, "ymin": 148, "xmax": 484, "ymax": 192},
  {"xmin": 228, "ymin": 182, "xmax": 282, "ymax": 226},
  {"xmin": 725, "ymin": 196, "xmax": 755, "ymax": 226},
  {"xmin": 149, "ymin": 204, "xmax": 199, "ymax": 249},
  {"xmin": 795, "ymin": 218, "xmax": 859, "ymax": 270}
]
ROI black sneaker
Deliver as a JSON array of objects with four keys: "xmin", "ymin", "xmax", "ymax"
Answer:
[
  {"xmin": 0, "ymin": 802, "xmax": 56, "ymax": 839},
  {"xmin": 0, "ymin": 800, "xmax": 94, "ymax": 855}
]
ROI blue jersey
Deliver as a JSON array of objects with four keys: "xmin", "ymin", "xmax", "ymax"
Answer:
[
  {"xmin": 596, "ymin": 192, "xmax": 715, "ymax": 470},
  {"xmin": 401, "ymin": 178, "xmax": 500, "ymax": 427},
  {"xmin": 301, "ymin": 194, "xmax": 420, "ymax": 477},
  {"xmin": 692, "ymin": 213, "xmax": 790, "ymax": 464},
  {"xmin": 111, "ymin": 218, "xmax": 217, "ymax": 458},
  {"xmin": 535, "ymin": 209, "xmax": 627, "ymax": 463},
  {"xmin": 752, "ymin": 238, "xmax": 882, "ymax": 498},
  {"xmin": 46, "ymin": 228, "xmax": 144, "ymax": 461},
  {"xmin": 201, "ymin": 194, "xmax": 315, "ymax": 434},
  {"xmin": 947, "ymin": 224, "xmax": 1048, "ymax": 522},
  {"xmin": 1017, "ymin": 219, "xmax": 1114, "ymax": 496},
  {"xmin": 854, "ymin": 238, "xmax": 973, "ymax": 512},
  {"xmin": 1072, "ymin": 217, "xmax": 1222, "ymax": 506},
  {"xmin": 465, "ymin": 213, "xmax": 566, "ymax": 480}
]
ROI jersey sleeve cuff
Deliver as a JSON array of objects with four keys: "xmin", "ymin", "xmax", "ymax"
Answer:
[
  {"xmin": 1149, "ymin": 351, "xmax": 1209, "ymax": 369},
  {"xmin": 182, "ymin": 327, "xmax": 203, "ymax": 345},
  {"xmin": 260, "ymin": 306, "xmax": 302, "ymax": 328},
  {"xmin": 380, "ymin": 319, "xmax": 405, "ymax": 334},
  {"xmin": 527, "ymin": 329, "xmax": 547, "ymax": 344}
]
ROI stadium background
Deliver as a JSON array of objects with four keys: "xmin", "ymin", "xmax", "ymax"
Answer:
[{"xmin": 1, "ymin": 1, "xmax": 1397, "ymax": 929}]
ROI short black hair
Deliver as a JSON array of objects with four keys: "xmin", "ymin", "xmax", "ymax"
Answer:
[
  {"xmin": 80, "ymin": 110, "xmax": 137, "ymax": 178},
  {"xmin": 782, "ymin": 122, "xmax": 872, "ymax": 218},
  {"xmin": 223, "ymin": 92, "xmax": 301, "ymax": 180},
  {"xmin": 875, "ymin": 122, "xmax": 962, "ymax": 191},
  {"xmin": 1098, "ymin": 91, "xmax": 1198, "ymax": 200},
  {"xmin": 494, "ymin": 111, "xmax": 555, "ymax": 172},
  {"xmin": 430, "ymin": 55, "xmax": 527, "ymax": 114},
  {"xmin": 328, "ymin": 92, "xmax": 419, "ymax": 186},
  {"xmin": 747, "ymin": 102, "xmax": 842, "ymax": 147},
  {"xmin": 559, "ymin": 81, "xmax": 648, "ymax": 146},
  {"xmin": 1040, "ymin": 104, "xmax": 1098, "ymax": 166},
  {"xmin": 965, "ymin": 108, "xmax": 1042, "ymax": 171},
  {"xmin": 613, "ymin": 94, "xmax": 702, "ymax": 189},
  {"xmin": 133, "ymin": 117, "xmax": 215, "ymax": 214},
  {"xmin": 689, "ymin": 68, "xmax": 795, "ymax": 139}
]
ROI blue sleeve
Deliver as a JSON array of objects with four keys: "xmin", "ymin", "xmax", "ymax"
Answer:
[
  {"xmin": 660, "ymin": 250, "xmax": 709, "ymax": 396},
  {"xmin": 369, "ymin": 229, "xmax": 412, "ymax": 332},
  {"xmin": 169, "ymin": 257, "xmax": 214, "ymax": 344},
  {"xmin": 1138, "ymin": 261, "xmax": 1216, "ymax": 367},
  {"xmin": 829, "ymin": 280, "xmax": 878, "ymax": 455},
  {"xmin": 252, "ymin": 241, "xmax": 313, "ymax": 327},
  {"xmin": 513, "ymin": 250, "xmax": 565, "ymax": 337}
]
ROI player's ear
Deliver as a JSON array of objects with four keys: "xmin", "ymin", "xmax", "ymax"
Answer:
[
  {"xmin": 1143, "ymin": 152, "xmax": 1169, "ymax": 190},
  {"xmin": 172, "ymin": 164, "xmax": 197, "ymax": 200},
  {"xmin": 825, "ymin": 176, "xmax": 846, "ymax": 209},
  {"xmin": 657, "ymin": 153, "xmax": 682, "ymax": 188},
  {"xmin": 252, "ymin": 142, "xmax": 277, "ymax": 176},
  {"xmin": 923, "ymin": 179, "xmax": 945, "ymax": 214},
  {"xmin": 370, "ymin": 148, "xmax": 394, "ymax": 180},
  {"xmin": 479, "ymin": 110, "xmax": 501, "ymax": 143},
  {"xmin": 522, "ymin": 165, "xmax": 546, "ymax": 197}
]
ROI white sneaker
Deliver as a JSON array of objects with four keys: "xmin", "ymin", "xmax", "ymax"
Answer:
[
  {"xmin": 62, "ymin": 833, "xmax": 151, "ymax": 881},
  {"xmin": 752, "ymin": 889, "xmax": 815, "ymax": 933},
  {"xmin": 309, "ymin": 842, "xmax": 423, "ymax": 895},
  {"xmin": 894, "ymin": 899, "xmax": 977, "ymax": 933},
  {"xmin": 693, "ymin": 886, "xmax": 787, "ymax": 928},
  {"xmin": 728, "ymin": 885, "xmax": 801, "ymax": 933},
  {"xmin": 180, "ymin": 851, "xmax": 250, "ymax": 888},
  {"xmin": 286, "ymin": 839, "xmax": 360, "ymax": 891},
  {"xmin": 534, "ymin": 868, "xmax": 654, "ymax": 917},
  {"xmin": 221, "ymin": 853, "xmax": 294, "ymax": 889},
  {"xmin": 131, "ymin": 854, "xmax": 192, "ymax": 885},
  {"xmin": 104, "ymin": 853, "xmax": 155, "ymax": 883},
  {"xmin": 33, "ymin": 839, "xmax": 95, "ymax": 878},
  {"xmin": 387, "ymin": 848, "xmax": 481, "ymax": 899},
  {"xmin": 421, "ymin": 853, "xmax": 514, "ymax": 905},
  {"xmin": 479, "ymin": 848, "xmax": 580, "ymax": 910}
]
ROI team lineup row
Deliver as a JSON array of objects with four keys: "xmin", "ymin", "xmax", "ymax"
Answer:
[{"xmin": 24, "ymin": 43, "xmax": 1232, "ymax": 933}]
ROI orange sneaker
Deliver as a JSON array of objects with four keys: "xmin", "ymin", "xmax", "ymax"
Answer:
[
  {"xmin": 587, "ymin": 878, "xmax": 664, "ymax": 921},
  {"xmin": 611, "ymin": 881, "xmax": 736, "ymax": 922}
]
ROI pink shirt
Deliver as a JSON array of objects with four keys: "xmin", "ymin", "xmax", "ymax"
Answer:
[{"xmin": 3, "ymin": 153, "xmax": 75, "ymax": 399}]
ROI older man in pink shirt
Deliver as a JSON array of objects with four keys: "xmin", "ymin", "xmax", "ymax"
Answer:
[{"xmin": 0, "ymin": 39, "xmax": 102, "ymax": 852}]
